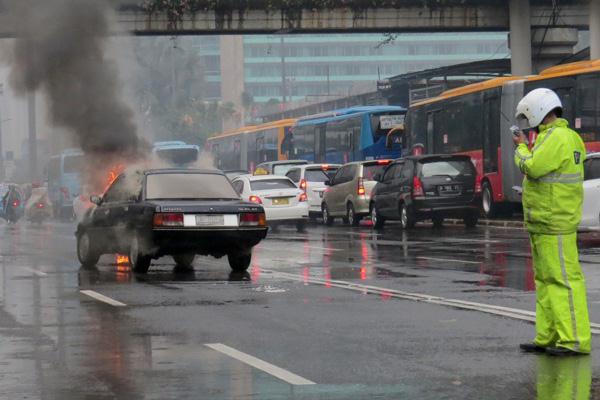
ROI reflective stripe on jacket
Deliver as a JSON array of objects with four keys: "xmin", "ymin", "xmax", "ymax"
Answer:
[{"xmin": 514, "ymin": 118, "xmax": 586, "ymax": 234}]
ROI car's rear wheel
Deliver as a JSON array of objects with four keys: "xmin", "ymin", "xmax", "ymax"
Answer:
[
  {"xmin": 347, "ymin": 203, "xmax": 361, "ymax": 227},
  {"xmin": 400, "ymin": 204, "xmax": 416, "ymax": 229},
  {"xmin": 228, "ymin": 252, "xmax": 252, "ymax": 272},
  {"xmin": 129, "ymin": 234, "xmax": 151, "ymax": 274},
  {"xmin": 371, "ymin": 203, "xmax": 385, "ymax": 230},
  {"xmin": 322, "ymin": 204, "xmax": 334, "ymax": 226},
  {"xmin": 464, "ymin": 211, "xmax": 479, "ymax": 228},
  {"xmin": 173, "ymin": 253, "xmax": 195, "ymax": 271},
  {"xmin": 482, "ymin": 181, "xmax": 499, "ymax": 218},
  {"xmin": 432, "ymin": 214, "xmax": 444, "ymax": 228},
  {"xmin": 77, "ymin": 231, "xmax": 100, "ymax": 268}
]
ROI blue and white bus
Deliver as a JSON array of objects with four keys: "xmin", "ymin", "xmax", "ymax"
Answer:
[
  {"xmin": 287, "ymin": 106, "xmax": 406, "ymax": 164},
  {"xmin": 153, "ymin": 141, "xmax": 200, "ymax": 167}
]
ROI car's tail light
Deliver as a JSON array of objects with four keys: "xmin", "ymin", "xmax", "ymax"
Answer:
[
  {"xmin": 249, "ymin": 195, "xmax": 262, "ymax": 204},
  {"xmin": 299, "ymin": 192, "xmax": 308, "ymax": 202},
  {"xmin": 377, "ymin": 159, "xmax": 392, "ymax": 165},
  {"xmin": 240, "ymin": 212, "xmax": 266, "ymax": 227},
  {"xmin": 413, "ymin": 176, "xmax": 424, "ymax": 197},
  {"xmin": 475, "ymin": 175, "xmax": 483, "ymax": 194},
  {"xmin": 299, "ymin": 178, "xmax": 307, "ymax": 191},
  {"xmin": 11, "ymin": 200, "xmax": 19, "ymax": 208},
  {"xmin": 321, "ymin": 164, "xmax": 329, "ymax": 170},
  {"xmin": 153, "ymin": 212, "xmax": 184, "ymax": 227},
  {"xmin": 357, "ymin": 177, "xmax": 366, "ymax": 196},
  {"xmin": 36, "ymin": 202, "xmax": 45, "ymax": 209},
  {"xmin": 60, "ymin": 186, "xmax": 69, "ymax": 200}
]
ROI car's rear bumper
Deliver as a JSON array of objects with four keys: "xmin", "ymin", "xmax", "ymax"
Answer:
[
  {"xmin": 264, "ymin": 204, "xmax": 309, "ymax": 221},
  {"xmin": 413, "ymin": 198, "xmax": 480, "ymax": 218},
  {"xmin": 150, "ymin": 227, "xmax": 268, "ymax": 257}
]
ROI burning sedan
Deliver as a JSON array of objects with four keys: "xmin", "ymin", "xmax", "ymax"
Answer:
[{"xmin": 76, "ymin": 168, "xmax": 267, "ymax": 273}]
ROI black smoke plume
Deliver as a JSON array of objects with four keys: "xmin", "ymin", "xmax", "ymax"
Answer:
[{"xmin": 5, "ymin": 0, "xmax": 146, "ymax": 190}]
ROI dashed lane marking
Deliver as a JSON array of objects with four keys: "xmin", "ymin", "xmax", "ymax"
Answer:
[
  {"xmin": 417, "ymin": 256, "xmax": 482, "ymax": 265},
  {"xmin": 205, "ymin": 343, "xmax": 315, "ymax": 385},
  {"xmin": 265, "ymin": 269, "xmax": 600, "ymax": 335},
  {"xmin": 80, "ymin": 290, "xmax": 126, "ymax": 307}
]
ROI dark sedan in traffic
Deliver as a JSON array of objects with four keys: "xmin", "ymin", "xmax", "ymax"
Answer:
[{"xmin": 76, "ymin": 169, "xmax": 268, "ymax": 273}]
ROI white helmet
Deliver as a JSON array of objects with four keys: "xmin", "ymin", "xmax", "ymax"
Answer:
[{"xmin": 515, "ymin": 88, "xmax": 562, "ymax": 130}]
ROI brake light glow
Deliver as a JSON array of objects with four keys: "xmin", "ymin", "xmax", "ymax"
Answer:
[
  {"xmin": 475, "ymin": 175, "xmax": 483, "ymax": 194},
  {"xmin": 240, "ymin": 212, "xmax": 266, "ymax": 227},
  {"xmin": 36, "ymin": 202, "xmax": 45, "ymax": 209},
  {"xmin": 413, "ymin": 176, "xmax": 424, "ymax": 197},
  {"xmin": 60, "ymin": 186, "xmax": 69, "ymax": 200},
  {"xmin": 357, "ymin": 177, "xmax": 366, "ymax": 196},
  {"xmin": 249, "ymin": 195, "xmax": 262, "ymax": 204},
  {"xmin": 299, "ymin": 178, "xmax": 307, "ymax": 190},
  {"xmin": 321, "ymin": 164, "xmax": 329, "ymax": 170},
  {"xmin": 153, "ymin": 212, "xmax": 184, "ymax": 227},
  {"xmin": 377, "ymin": 159, "xmax": 392, "ymax": 165},
  {"xmin": 11, "ymin": 200, "xmax": 19, "ymax": 208},
  {"xmin": 299, "ymin": 192, "xmax": 308, "ymax": 202}
]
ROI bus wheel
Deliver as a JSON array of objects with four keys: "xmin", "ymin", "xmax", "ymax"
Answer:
[{"xmin": 482, "ymin": 181, "xmax": 499, "ymax": 218}]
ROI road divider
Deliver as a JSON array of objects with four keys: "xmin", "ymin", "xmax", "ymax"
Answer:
[
  {"xmin": 205, "ymin": 343, "xmax": 315, "ymax": 385},
  {"xmin": 21, "ymin": 267, "xmax": 48, "ymax": 277},
  {"xmin": 266, "ymin": 270, "xmax": 600, "ymax": 335},
  {"xmin": 80, "ymin": 290, "xmax": 126, "ymax": 307},
  {"xmin": 417, "ymin": 256, "xmax": 482, "ymax": 265}
]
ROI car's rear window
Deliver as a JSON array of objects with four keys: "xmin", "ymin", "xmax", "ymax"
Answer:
[
  {"xmin": 305, "ymin": 168, "xmax": 338, "ymax": 182},
  {"xmin": 419, "ymin": 159, "xmax": 475, "ymax": 177},
  {"xmin": 273, "ymin": 164, "xmax": 304, "ymax": 176},
  {"xmin": 251, "ymin": 179, "xmax": 296, "ymax": 191},
  {"xmin": 363, "ymin": 164, "xmax": 387, "ymax": 180},
  {"xmin": 146, "ymin": 173, "xmax": 239, "ymax": 200}
]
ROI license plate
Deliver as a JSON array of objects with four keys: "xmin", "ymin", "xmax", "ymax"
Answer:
[
  {"xmin": 195, "ymin": 214, "xmax": 224, "ymax": 226},
  {"xmin": 272, "ymin": 197, "xmax": 289, "ymax": 205},
  {"xmin": 439, "ymin": 185, "xmax": 461, "ymax": 193}
]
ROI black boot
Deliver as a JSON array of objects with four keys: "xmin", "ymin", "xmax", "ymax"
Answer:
[
  {"xmin": 545, "ymin": 347, "xmax": 587, "ymax": 357},
  {"xmin": 520, "ymin": 343, "xmax": 546, "ymax": 353}
]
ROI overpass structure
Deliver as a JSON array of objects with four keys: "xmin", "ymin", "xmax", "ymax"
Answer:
[
  {"xmin": 113, "ymin": 0, "xmax": 596, "ymax": 74},
  {"xmin": 0, "ymin": 0, "xmax": 595, "ymax": 74}
]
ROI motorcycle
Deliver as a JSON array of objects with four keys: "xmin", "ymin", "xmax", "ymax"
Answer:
[{"xmin": 25, "ymin": 187, "xmax": 52, "ymax": 224}]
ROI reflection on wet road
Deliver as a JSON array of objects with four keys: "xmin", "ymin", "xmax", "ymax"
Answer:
[{"xmin": 1, "ymin": 221, "xmax": 599, "ymax": 399}]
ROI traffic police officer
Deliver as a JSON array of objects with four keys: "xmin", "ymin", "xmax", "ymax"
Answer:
[{"xmin": 514, "ymin": 88, "xmax": 591, "ymax": 356}]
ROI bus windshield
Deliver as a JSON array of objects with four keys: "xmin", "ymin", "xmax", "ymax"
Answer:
[
  {"xmin": 153, "ymin": 143, "xmax": 200, "ymax": 167},
  {"xmin": 370, "ymin": 113, "xmax": 405, "ymax": 141}
]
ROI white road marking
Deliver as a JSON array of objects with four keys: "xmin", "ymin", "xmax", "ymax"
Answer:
[
  {"xmin": 80, "ymin": 290, "xmax": 126, "ymax": 307},
  {"xmin": 21, "ymin": 267, "xmax": 48, "ymax": 277},
  {"xmin": 205, "ymin": 343, "xmax": 315, "ymax": 385},
  {"xmin": 417, "ymin": 256, "xmax": 482, "ymax": 265},
  {"xmin": 265, "ymin": 270, "xmax": 600, "ymax": 335}
]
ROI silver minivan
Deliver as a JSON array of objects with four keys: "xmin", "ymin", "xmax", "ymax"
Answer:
[{"xmin": 321, "ymin": 160, "xmax": 392, "ymax": 226}]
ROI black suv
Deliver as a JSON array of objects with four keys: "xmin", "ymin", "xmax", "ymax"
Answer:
[{"xmin": 371, "ymin": 155, "xmax": 481, "ymax": 229}]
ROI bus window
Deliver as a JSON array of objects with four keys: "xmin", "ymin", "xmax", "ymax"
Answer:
[
  {"xmin": 483, "ymin": 94, "xmax": 500, "ymax": 173},
  {"xmin": 325, "ymin": 119, "xmax": 353, "ymax": 164},
  {"xmin": 293, "ymin": 125, "xmax": 316, "ymax": 161},
  {"xmin": 576, "ymin": 75, "xmax": 600, "ymax": 143}
]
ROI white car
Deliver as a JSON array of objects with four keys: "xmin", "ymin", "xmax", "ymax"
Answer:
[
  {"xmin": 581, "ymin": 152, "xmax": 600, "ymax": 231},
  {"xmin": 231, "ymin": 174, "xmax": 309, "ymax": 231},
  {"xmin": 285, "ymin": 164, "xmax": 340, "ymax": 219}
]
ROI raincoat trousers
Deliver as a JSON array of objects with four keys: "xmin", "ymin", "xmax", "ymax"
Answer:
[{"xmin": 514, "ymin": 118, "xmax": 591, "ymax": 353}]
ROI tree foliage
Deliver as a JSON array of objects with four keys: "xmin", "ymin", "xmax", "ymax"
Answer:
[{"xmin": 133, "ymin": 37, "xmax": 234, "ymax": 145}]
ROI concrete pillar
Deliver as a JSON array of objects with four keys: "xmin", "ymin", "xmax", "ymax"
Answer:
[
  {"xmin": 591, "ymin": 0, "xmax": 600, "ymax": 59},
  {"xmin": 509, "ymin": 0, "xmax": 532, "ymax": 75},
  {"xmin": 219, "ymin": 35, "xmax": 245, "ymax": 131}
]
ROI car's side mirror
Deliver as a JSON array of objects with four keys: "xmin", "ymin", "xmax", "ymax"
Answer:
[
  {"xmin": 90, "ymin": 195, "xmax": 102, "ymax": 205},
  {"xmin": 373, "ymin": 173, "xmax": 382, "ymax": 182}
]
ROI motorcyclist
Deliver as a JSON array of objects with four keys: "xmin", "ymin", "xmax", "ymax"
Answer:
[{"xmin": 514, "ymin": 88, "xmax": 591, "ymax": 356}]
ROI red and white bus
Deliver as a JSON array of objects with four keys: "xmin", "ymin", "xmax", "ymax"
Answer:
[{"xmin": 405, "ymin": 60, "xmax": 600, "ymax": 217}]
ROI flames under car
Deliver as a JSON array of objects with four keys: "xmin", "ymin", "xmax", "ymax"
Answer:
[{"xmin": 75, "ymin": 168, "xmax": 268, "ymax": 273}]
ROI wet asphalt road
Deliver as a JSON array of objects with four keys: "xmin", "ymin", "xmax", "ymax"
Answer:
[{"xmin": 2, "ymin": 220, "xmax": 600, "ymax": 399}]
